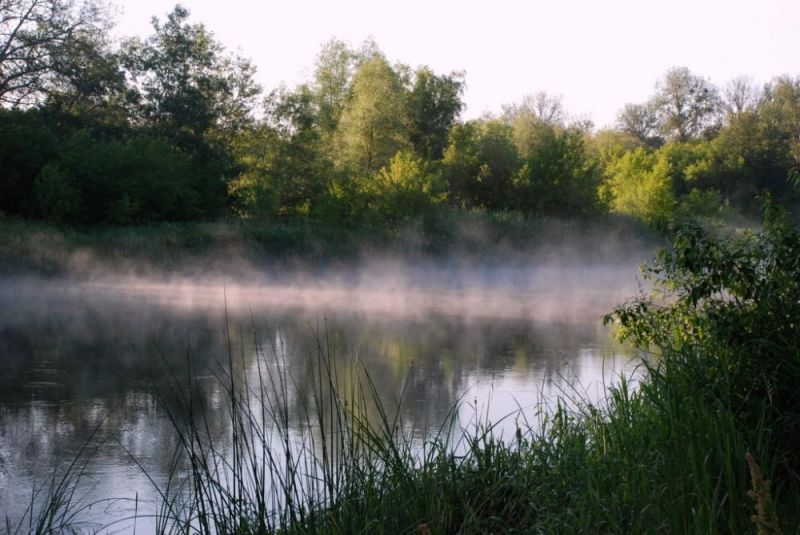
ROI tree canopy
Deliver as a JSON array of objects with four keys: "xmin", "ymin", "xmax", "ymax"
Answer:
[
  {"xmin": 0, "ymin": 0, "xmax": 111, "ymax": 106},
  {"xmin": 0, "ymin": 5, "xmax": 797, "ymax": 228}
]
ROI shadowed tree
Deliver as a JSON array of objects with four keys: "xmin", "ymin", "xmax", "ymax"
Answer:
[
  {"xmin": 123, "ymin": 5, "xmax": 260, "ymax": 140},
  {"xmin": 0, "ymin": 0, "xmax": 111, "ymax": 106},
  {"xmin": 407, "ymin": 66, "xmax": 464, "ymax": 160},
  {"xmin": 121, "ymin": 4, "xmax": 261, "ymax": 215},
  {"xmin": 616, "ymin": 102, "xmax": 663, "ymax": 148}
]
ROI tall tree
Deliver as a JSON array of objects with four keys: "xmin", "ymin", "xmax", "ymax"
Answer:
[
  {"xmin": 312, "ymin": 38, "xmax": 354, "ymax": 134},
  {"xmin": 652, "ymin": 67, "xmax": 721, "ymax": 142},
  {"xmin": 123, "ymin": 5, "xmax": 260, "ymax": 140},
  {"xmin": 503, "ymin": 92, "xmax": 566, "ymax": 125},
  {"xmin": 504, "ymin": 92, "xmax": 568, "ymax": 159},
  {"xmin": 407, "ymin": 67, "xmax": 464, "ymax": 160},
  {"xmin": 722, "ymin": 76, "xmax": 759, "ymax": 118},
  {"xmin": 121, "ymin": 5, "xmax": 261, "ymax": 215},
  {"xmin": 0, "ymin": 0, "xmax": 111, "ymax": 106},
  {"xmin": 616, "ymin": 102, "xmax": 663, "ymax": 147},
  {"xmin": 336, "ymin": 55, "xmax": 408, "ymax": 175},
  {"xmin": 230, "ymin": 85, "xmax": 330, "ymax": 218}
]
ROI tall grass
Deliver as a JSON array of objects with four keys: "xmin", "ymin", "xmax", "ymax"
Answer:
[
  {"xmin": 134, "ymin": 320, "xmax": 793, "ymax": 534},
  {"xmin": 3, "ymin": 420, "xmax": 119, "ymax": 535},
  {"xmin": 8, "ymin": 326, "xmax": 796, "ymax": 533}
]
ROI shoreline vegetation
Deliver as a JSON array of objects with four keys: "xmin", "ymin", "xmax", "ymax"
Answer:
[
  {"xmin": 7, "ymin": 204, "xmax": 800, "ymax": 533},
  {"xmin": 0, "ymin": 210, "xmax": 658, "ymax": 277},
  {"xmin": 1, "ymin": 4, "xmax": 798, "ymax": 236}
]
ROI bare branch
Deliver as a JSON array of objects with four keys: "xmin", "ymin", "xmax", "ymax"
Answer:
[{"xmin": 0, "ymin": 0, "xmax": 108, "ymax": 106}]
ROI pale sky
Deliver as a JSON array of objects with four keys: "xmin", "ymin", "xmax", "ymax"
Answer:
[{"xmin": 112, "ymin": 0, "xmax": 800, "ymax": 128}]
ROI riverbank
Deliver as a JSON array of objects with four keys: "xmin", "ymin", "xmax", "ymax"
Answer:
[{"xmin": 0, "ymin": 210, "xmax": 656, "ymax": 277}]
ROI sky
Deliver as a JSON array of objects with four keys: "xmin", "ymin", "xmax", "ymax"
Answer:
[{"xmin": 112, "ymin": 0, "xmax": 800, "ymax": 128}]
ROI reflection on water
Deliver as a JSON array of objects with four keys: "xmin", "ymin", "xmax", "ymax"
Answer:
[{"xmin": 0, "ymin": 271, "xmax": 639, "ymax": 530}]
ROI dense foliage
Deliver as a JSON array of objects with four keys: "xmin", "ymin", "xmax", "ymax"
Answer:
[
  {"xmin": 1, "ymin": 2, "xmax": 799, "ymax": 228},
  {"xmin": 611, "ymin": 203, "xmax": 800, "ymax": 480}
]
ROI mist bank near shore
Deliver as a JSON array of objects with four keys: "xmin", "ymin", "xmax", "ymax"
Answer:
[
  {"xmin": 0, "ymin": 214, "xmax": 655, "ymax": 324},
  {"xmin": 0, "ymin": 212, "xmax": 656, "ymax": 278}
]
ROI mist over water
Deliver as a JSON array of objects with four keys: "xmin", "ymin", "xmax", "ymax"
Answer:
[{"xmin": 0, "ymin": 232, "xmax": 651, "ymax": 530}]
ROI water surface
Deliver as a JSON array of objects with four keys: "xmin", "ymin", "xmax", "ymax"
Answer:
[{"xmin": 0, "ymin": 265, "xmax": 641, "ymax": 531}]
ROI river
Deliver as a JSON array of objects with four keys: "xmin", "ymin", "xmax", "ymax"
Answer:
[{"xmin": 0, "ymin": 261, "xmax": 642, "ymax": 531}]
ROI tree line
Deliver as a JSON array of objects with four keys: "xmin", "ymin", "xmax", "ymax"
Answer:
[{"xmin": 1, "ymin": 1, "xmax": 798, "ymax": 226}]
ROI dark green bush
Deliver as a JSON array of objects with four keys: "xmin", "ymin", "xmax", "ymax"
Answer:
[{"xmin": 609, "ymin": 202, "xmax": 800, "ymax": 487}]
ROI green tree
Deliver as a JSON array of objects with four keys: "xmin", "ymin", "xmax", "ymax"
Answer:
[
  {"xmin": 757, "ymin": 77, "xmax": 800, "ymax": 190},
  {"xmin": 406, "ymin": 67, "xmax": 464, "ymax": 160},
  {"xmin": 442, "ymin": 119, "xmax": 519, "ymax": 209},
  {"xmin": 123, "ymin": 5, "xmax": 260, "ymax": 140},
  {"xmin": 504, "ymin": 92, "xmax": 567, "ymax": 159},
  {"xmin": 364, "ymin": 149, "xmax": 446, "ymax": 224},
  {"xmin": 608, "ymin": 206, "xmax": 800, "ymax": 477},
  {"xmin": 658, "ymin": 140, "xmax": 714, "ymax": 196},
  {"xmin": 512, "ymin": 126, "xmax": 599, "ymax": 217},
  {"xmin": 588, "ymin": 129, "xmax": 642, "ymax": 166},
  {"xmin": 312, "ymin": 39, "xmax": 355, "ymax": 135},
  {"xmin": 600, "ymin": 147, "xmax": 674, "ymax": 223},
  {"xmin": 336, "ymin": 55, "xmax": 409, "ymax": 175},
  {"xmin": 229, "ymin": 86, "xmax": 330, "ymax": 218},
  {"xmin": 474, "ymin": 120, "xmax": 520, "ymax": 211},
  {"xmin": 711, "ymin": 77, "xmax": 800, "ymax": 209},
  {"xmin": 440, "ymin": 121, "xmax": 480, "ymax": 207}
]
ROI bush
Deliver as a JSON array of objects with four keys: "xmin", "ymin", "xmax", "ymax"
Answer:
[
  {"xmin": 600, "ymin": 147, "xmax": 675, "ymax": 224},
  {"xmin": 608, "ymin": 201, "xmax": 800, "ymax": 487},
  {"xmin": 364, "ymin": 150, "xmax": 446, "ymax": 225}
]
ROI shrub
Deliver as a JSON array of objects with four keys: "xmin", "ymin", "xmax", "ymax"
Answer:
[{"xmin": 608, "ymin": 201, "xmax": 800, "ymax": 483}]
